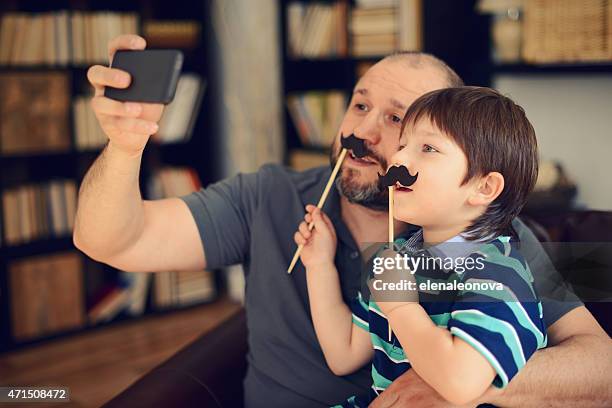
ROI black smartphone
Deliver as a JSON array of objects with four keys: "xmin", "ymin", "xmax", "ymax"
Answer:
[{"xmin": 104, "ymin": 49, "xmax": 183, "ymax": 104}]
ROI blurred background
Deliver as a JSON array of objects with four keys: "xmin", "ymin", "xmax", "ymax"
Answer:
[{"xmin": 0, "ymin": 0, "xmax": 610, "ymax": 406}]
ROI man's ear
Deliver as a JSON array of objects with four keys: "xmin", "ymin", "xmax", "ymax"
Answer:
[{"xmin": 468, "ymin": 172, "xmax": 504, "ymax": 206}]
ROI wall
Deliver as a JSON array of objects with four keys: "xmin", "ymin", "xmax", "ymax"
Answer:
[{"xmin": 495, "ymin": 74, "xmax": 612, "ymax": 210}]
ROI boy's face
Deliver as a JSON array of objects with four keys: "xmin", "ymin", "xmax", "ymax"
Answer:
[{"xmin": 389, "ymin": 119, "xmax": 478, "ymax": 235}]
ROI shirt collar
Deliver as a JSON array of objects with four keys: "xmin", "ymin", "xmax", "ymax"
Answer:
[{"xmin": 397, "ymin": 228, "xmax": 489, "ymax": 262}]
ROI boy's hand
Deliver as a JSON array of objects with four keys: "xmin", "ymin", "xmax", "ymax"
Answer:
[
  {"xmin": 368, "ymin": 248, "xmax": 419, "ymax": 316},
  {"xmin": 87, "ymin": 34, "xmax": 164, "ymax": 156},
  {"xmin": 293, "ymin": 204, "xmax": 337, "ymax": 270}
]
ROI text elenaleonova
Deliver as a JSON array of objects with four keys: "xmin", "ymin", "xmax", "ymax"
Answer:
[{"xmin": 371, "ymin": 253, "xmax": 504, "ymax": 292}]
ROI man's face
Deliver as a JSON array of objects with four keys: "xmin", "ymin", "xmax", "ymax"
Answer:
[
  {"xmin": 332, "ymin": 60, "xmax": 449, "ymax": 210},
  {"xmin": 389, "ymin": 119, "xmax": 475, "ymax": 233}
]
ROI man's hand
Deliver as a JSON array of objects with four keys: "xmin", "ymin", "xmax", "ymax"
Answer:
[
  {"xmin": 369, "ymin": 369, "xmax": 474, "ymax": 408},
  {"xmin": 87, "ymin": 34, "xmax": 164, "ymax": 156},
  {"xmin": 293, "ymin": 204, "xmax": 337, "ymax": 269}
]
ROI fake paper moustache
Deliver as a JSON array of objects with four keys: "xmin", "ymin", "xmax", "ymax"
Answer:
[
  {"xmin": 340, "ymin": 133, "xmax": 368, "ymax": 158},
  {"xmin": 378, "ymin": 165, "xmax": 419, "ymax": 189}
]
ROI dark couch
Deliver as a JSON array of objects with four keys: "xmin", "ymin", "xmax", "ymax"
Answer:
[{"xmin": 105, "ymin": 211, "xmax": 611, "ymax": 408}]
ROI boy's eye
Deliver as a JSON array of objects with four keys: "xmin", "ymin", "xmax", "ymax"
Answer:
[
  {"xmin": 390, "ymin": 114, "xmax": 402, "ymax": 124},
  {"xmin": 354, "ymin": 103, "xmax": 368, "ymax": 112},
  {"xmin": 422, "ymin": 144, "xmax": 438, "ymax": 153},
  {"xmin": 398, "ymin": 144, "xmax": 406, "ymax": 151}
]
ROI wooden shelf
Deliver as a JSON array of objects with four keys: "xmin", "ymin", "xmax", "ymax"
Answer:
[
  {"xmin": 493, "ymin": 62, "xmax": 612, "ymax": 75},
  {"xmin": 0, "ymin": 236, "xmax": 75, "ymax": 260}
]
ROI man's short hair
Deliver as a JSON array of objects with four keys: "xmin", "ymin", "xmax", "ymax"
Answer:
[
  {"xmin": 383, "ymin": 51, "xmax": 464, "ymax": 88},
  {"xmin": 400, "ymin": 86, "xmax": 539, "ymax": 240}
]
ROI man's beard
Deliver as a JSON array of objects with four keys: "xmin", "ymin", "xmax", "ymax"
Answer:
[{"xmin": 330, "ymin": 142, "xmax": 389, "ymax": 211}]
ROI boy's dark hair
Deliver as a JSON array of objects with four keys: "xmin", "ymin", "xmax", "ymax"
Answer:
[{"xmin": 401, "ymin": 86, "xmax": 539, "ymax": 240}]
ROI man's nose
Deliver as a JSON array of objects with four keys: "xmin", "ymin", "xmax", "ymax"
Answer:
[{"xmin": 354, "ymin": 110, "xmax": 382, "ymax": 145}]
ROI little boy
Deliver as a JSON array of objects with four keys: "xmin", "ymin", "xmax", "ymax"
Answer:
[{"xmin": 293, "ymin": 86, "xmax": 547, "ymax": 406}]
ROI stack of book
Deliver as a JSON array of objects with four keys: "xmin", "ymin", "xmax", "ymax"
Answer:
[
  {"xmin": 71, "ymin": 12, "xmax": 139, "ymax": 65},
  {"xmin": 152, "ymin": 74, "xmax": 206, "ymax": 144},
  {"xmin": 0, "ymin": 11, "xmax": 138, "ymax": 66},
  {"xmin": 0, "ymin": 72, "xmax": 70, "ymax": 155},
  {"xmin": 286, "ymin": 1, "xmax": 348, "ymax": 58},
  {"xmin": 87, "ymin": 270, "xmax": 151, "ymax": 324},
  {"xmin": 0, "ymin": 11, "xmax": 70, "ymax": 65},
  {"xmin": 2, "ymin": 180, "xmax": 77, "ymax": 245},
  {"xmin": 143, "ymin": 20, "xmax": 201, "ymax": 49},
  {"xmin": 286, "ymin": 91, "xmax": 347, "ymax": 148},
  {"xmin": 350, "ymin": 0, "xmax": 421, "ymax": 57},
  {"xmin": 9, "ymin": 252, "xmax": 85, "ymax": 341},
  {"xmin": 153, "ymin": 270, "xmax": 215, "ymax": 309},
  {"xmin": 289, "ymin": 149, "xmax": 330, "ymax": 171},
  {"xmin": 73, "ymin": 95, "xmax": 108, "ymax": 151}
]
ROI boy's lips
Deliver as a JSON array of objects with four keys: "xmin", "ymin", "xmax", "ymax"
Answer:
[{"xmin": 394, "ymin": 181, "xmax": 413, "ymax": 192}]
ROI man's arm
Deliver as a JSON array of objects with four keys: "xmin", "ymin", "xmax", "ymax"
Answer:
[
  {"xmin": 73, "ymin": 141, "xmax": 206, "ymax": 273},
  {"xmin": 73, "ymin": 34, "xmax": 206, "ymax": 273},
  {"xmin": 479, "ymin": 306, "xmax": 611, "ymax": 407},
  {"xmin": 370, "ymin": 306, "xmax": 611, "ymax": 408}
]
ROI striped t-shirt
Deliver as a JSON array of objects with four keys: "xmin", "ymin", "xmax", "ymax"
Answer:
[{"xmin": 337, "ymin": 231, "xmax": 548, "ymax": 407}]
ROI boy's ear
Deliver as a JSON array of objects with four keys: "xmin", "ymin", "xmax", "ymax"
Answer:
[{"xmin": 468, "ymin": 172, "xmax": 504, "ymax": 206}]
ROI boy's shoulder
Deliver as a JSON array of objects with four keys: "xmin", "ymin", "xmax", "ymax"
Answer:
[
  {"xmin": 460, "ymin": 236, "xmax": 539, "ymax": 301},
  {"xmin": 468, "ymin": 236, "xmax": 531, "ymax": 276}
]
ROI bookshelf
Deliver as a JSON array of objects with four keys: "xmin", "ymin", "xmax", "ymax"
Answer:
[
  {"xmin": 279, "ymin": 0, "xmax": 422, "ymax": 169},
  {"xmin": 279, "ymin": 0, "xmax": 489, "ymax": 170},
  {"xmin": 0, "ymin": 0, "xmax": 220, "ymax": 352},
  {"xmin": 280, "ymin": 0, "xmax": 612, "ymax": 171}
]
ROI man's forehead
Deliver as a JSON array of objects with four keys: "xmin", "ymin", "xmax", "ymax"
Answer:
[
  {"xmin": 353, "ymin": 87, "xmax": 409, "ymax": 111},
  {"xmin": 354, "ymin": 62, "xmax": 441, "ymax": 106}
]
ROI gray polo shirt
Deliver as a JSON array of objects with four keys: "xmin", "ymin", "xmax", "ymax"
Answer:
[{"xmin": 180, "ymin": 164, "xmax": 581, "ymax": 408}]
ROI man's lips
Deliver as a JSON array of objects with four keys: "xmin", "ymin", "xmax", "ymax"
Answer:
[{"xmin": 347, "ymin": 150, "xmax": 377, "ymax": 166}]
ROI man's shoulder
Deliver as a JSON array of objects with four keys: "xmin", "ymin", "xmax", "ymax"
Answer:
[{"xmin": 254, "ymin": 163, "xmax": 331, "ymax": 194}]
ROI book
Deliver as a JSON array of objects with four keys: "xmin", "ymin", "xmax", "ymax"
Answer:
[
  {"xmin": 153, "ymin": 74, "xmax": 206, "ymax": 144},
  {"xmin": 9, "ymin": 252, "xmax": 85, "ymax": 340},
  {"xmin": 286, "ymin": 91, "xmax": 347, "ymax": 148},
  {"xmin": 0, "ymin": 72, "xmax": 70, "ymax": 155},
  {"xmin": 143, "ymin": 20, "xmax": 201, "ymax": 49},
  {"xmin": 349, "ymin": 0, "xmax": 422, "ymax": 56},
  {"xmin": 1, "ymin": 180, "xmax": 76, "ymax": 245},
  {"xmin": 73, "ymin": 95, "xmax": 108, "ymax": 151},
  {"xmin": 287, "ymin": 1, "xmax": 348, "ymax": 58}
]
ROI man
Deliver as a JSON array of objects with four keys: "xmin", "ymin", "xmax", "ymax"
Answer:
[{"xmin": 75, "ymin": 35, "xmax": 610, "ymax": 407}]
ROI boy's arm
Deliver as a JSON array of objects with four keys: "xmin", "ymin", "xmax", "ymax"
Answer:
[
  {"xmin": 370, "ymin": 305, "xmax": 611, "ymax": 408},
  {"xmin": 306, "ymin": 263, "xmax": 374, "ymax": 375},
  {"xmin": 385, "ymin": 303, "xmax": 496, "ymax": 405},
  {"xmin": 295, "ymin": 206, "xmax": 373, "ymax": 376}
]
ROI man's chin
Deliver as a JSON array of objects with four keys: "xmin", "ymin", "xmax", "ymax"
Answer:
[{"xmin": 337, "ymin": 172, "xmax": 387, "ymax": 211}]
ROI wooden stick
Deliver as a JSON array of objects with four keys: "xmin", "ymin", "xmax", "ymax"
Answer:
[
  {"xmin": 287, "ymin": 148, "xmax": 348, "ymax": 274},
  {"xmin": 388, "ymin": 186, "xmax": 394, "ymax": 246},
  {"xmin": 388, "ymin": 185, "xmax": 394, "ymax": 342}
]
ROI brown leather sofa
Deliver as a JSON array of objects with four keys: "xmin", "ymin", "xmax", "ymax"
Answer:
[
  {"xmin": 105, "ymin": 211, "xmax": 611, "ymax": 408},
  {"xmin": 104, "ymin": 308, "xmax": 248, "ymax": 408}
]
